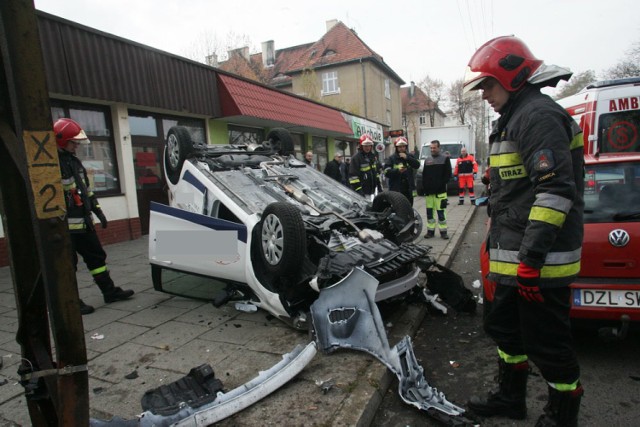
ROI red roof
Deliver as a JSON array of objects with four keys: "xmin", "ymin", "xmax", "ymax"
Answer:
[
  {"xmin": 287, "ymin": 22, "xmax": 383, "ymax": 72},
  {"xmin": 401, "ymin": 85, "xmax": 437, "ymax": 113},
  {"xmin": 217, "ymin": 73, "xmax": 353, "ymax": 135}
]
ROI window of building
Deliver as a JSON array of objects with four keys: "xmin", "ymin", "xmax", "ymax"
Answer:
[
  {"xmin": 402, "ymin": 115, "xmax": 407, "ymax": 127},
  {"xmin": 385, "ymin": 79, "xmax": 391, "ymax": 99},
  {"xmin": 228, "ymin": 125, "xmax": 264, "ymax": 145},
  {"xmin": 322, "ymin": 71, "xmax": 340, "ymax": 95},
  {"xmin": 419, "ymin": 113, "xmax": 427, "ymax": 125},
  {"xmin": 386, "ymin": 110, "xmax": 391, "ymax": 126},
  {"xmin": 51, "ymin": 101, "xmax": 120, "ymax": 195}
]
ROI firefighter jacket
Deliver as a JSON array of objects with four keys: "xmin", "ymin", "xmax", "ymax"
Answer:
[
  {"xmin": 384, "ymin": 152, "xmax": 420, "ymax": 193},
  {"xmin": 58, "ymin": 149, "xmax": 103, "ymax": 233},
  {"xmin": 421, "ymin": 153, "xmax": 452, "ymax": 195},
  {"xmin": 487, "ymin": 85, "xmax": 584, "ymax": 288},
  {"xmin": 349, "ymin": 150, "xmax": 381, "ymax": 195},
  {"xmin": 454, "ymin": 153, "xmax": 478, "ymax": 176}
]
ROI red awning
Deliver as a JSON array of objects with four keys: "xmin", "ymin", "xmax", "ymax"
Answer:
[{"xmin": 217, "ymin": 73, "xmax": 353, "ymax": 136}]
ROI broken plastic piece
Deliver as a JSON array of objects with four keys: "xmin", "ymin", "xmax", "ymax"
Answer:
[
  {"xmin": 310, "ymin": 268, "xmax": 475, "ymax": 425},
  {"xmin": 234, "ymin": 302, "xmax": 258, "ymax": 313}
]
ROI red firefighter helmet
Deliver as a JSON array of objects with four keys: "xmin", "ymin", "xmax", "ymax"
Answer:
[
  {"xmin": 463, "ymin": 36, "xmax": 543, "ymax": 94},
  {"xmin": 394, "ymin": 136, "xmax": 408, "ymax": 147},
  {"xmin": 54, "ymin": 118, "xmax": 89, "ymax": 149},
  {"xmin": 359, "ymin": 134, "xmax": 374, "ymax": 146}
]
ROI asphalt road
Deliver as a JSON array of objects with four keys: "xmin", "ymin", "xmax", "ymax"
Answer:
[{"xmin": 372, "ymin": 209, "xmax": 640, "ymax": 426}]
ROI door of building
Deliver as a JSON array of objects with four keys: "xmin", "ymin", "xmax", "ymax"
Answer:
[{"xmin": 129, "ymin": 111, "xmax": 205, "ymax": 234}]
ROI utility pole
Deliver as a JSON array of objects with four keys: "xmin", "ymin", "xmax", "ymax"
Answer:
[{"xmin": 0, "ymin": 1, "xmax": 89, "ymax": 425}]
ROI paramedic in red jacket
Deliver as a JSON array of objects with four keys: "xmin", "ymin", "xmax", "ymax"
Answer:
[{"xmin": 453, "ymin": 147, "xmax": 478, "ymax": 204}]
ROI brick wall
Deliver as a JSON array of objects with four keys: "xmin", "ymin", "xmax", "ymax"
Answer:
[{"xmin": 0, "ymin": 217, "xmax": 142, "ymax": 267}]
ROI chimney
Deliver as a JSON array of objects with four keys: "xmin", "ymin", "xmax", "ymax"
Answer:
[
  {"xmin": 205, "ymin": 53, "xmax": 218, "ymax": 67},
  {"xmin": 261, "ymin": 40, "xmax": 275, "ymax": 67},
  {"xmin": 326, "ymin": 19, "xmax": 338, "ymax": 32},
  {"xmin": 229, "ymin": 46, "xmax": 250, "ymax": 61},
  {"xmin": 410, "ymin": 81, "xmax": 415, "ymax": 97}
]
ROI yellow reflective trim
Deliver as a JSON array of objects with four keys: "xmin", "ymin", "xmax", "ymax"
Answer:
[
  {"xmin": 349, "ymin": 177, "xmax": 360, "ymax": 184},
  {"xmin": 69, "ymin": 224, "xmax": 85, "ymax": 230},
  {"xmin": 90, "ymin": 266, "xmax": 107, "ymax": 275},
  {"xmin": 499, "ymin": 165, "xmax": 527, "ymax": 180},
  {"xmin": 490, "ymin": 260, "xmax": 581, "ymax": 278},
  {"xmin": 540, "ymin": 261, "xmax": 581, "ymax": 278},
  {"xmin": 529, "ymin": 206, "xmax": 566, "ymax": 227},
  {"xmin": 360, "ymin": 165, "xmax": 372, "ymax": 172},
  {"xmin": 550, "ymin": 380, "xmax": 580, "ymax": 391},
  {"xmin": 498, "ymin": 348, "xmax": 528, "ymax": 364},
  {"xmin": 569, "ymin": 133, "xmax": 584, "ymax": 151},
  {"xmin": 490, "ymin": 152, "xmax": 522, "ymax": 167}
]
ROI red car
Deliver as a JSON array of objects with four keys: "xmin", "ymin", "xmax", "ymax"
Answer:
[{"xmin": 480, "ymin": 154, "xmax": 640, "ymax": 337}]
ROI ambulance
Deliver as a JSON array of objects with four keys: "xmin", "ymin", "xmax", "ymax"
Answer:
[{"xmin": 556, "ymin": 77, "xmax": 640, "ymax": 338}]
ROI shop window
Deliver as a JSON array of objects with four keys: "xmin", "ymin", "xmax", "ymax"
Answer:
[
  {"xmin": 51, "ymin": 101, "xmax": 121, "ymax": 195},
  {"xmin": 228, "ymin": 125, "xmax": 264, "ymax": 145},
  {"xmin": 312, "ymin": 136, "xmax": 328, "ymax": 171}
]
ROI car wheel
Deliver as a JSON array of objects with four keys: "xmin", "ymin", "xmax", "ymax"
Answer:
[
  {"xmin": 258, "ymin": 202, "xmax": 306, "ymax": 275},
  {"xmin": 265, "ymin": 128, "xmax": 295, "ymax": 156},
  {"xmin": 371, "ymin": 191, "xmax": 414, "ymax": 243},
  {"xmin": 165, "ymin": 126, "xmax": 195, "ymax": 185}
]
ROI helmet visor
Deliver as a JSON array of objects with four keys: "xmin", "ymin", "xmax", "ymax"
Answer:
[{"xmin": 462, "ymin": 67, "xmax": 486, "ymax": 95}]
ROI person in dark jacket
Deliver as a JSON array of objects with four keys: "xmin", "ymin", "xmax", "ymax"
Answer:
[
  {"xmin": 349, "ymin": 134, "xmax": 382, "ymax": 200},
  {"xmin": 384, "ymin": 136, "xmax": 420, "ymax": 205},
  {"xmin": 421, "ymin": 140, "xmax": 452, "ymax": 239},
  {"xmin": 54, "ymin": 118, "xmax": 134, "ymax": 315},
  {"xmin": 324, "ymin": 152, "xmax": 344, "ymax": 183},
  {"xmin": 462, "ymin": 36, "xmax": 584, "ymax": 426}
]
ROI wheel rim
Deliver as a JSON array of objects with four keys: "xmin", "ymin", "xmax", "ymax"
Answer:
[
  {"xmin": 261, "ymin": 214, "xmax": 284, "ymax": 265},
  {"xmin": 167, "ymin": 134, "xmax": 180, "ymax": 169}
]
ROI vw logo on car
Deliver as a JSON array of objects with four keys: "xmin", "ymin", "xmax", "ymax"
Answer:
[{"xmin": 609, "ymin": 229, "xmax": 630, "ymax": 247}]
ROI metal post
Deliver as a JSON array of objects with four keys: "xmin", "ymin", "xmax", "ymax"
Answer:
[{"xmin": 0, "ymin": 0, "xmax": 89, "ymax": 425}]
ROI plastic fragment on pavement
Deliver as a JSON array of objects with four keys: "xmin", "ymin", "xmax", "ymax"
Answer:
[{"xmin": 472, "ymin": 279, "xmax": 481, "ymax": 289}]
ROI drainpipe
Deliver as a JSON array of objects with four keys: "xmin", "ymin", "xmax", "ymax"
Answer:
[{"xmin": 360, "ymin": 58, "xmax": 367, "ymax": 117}]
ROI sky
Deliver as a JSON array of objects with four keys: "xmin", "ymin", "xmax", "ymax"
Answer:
[{"xmin": 34, "ymin": 0, "xmax": 639, "ymax": 89}]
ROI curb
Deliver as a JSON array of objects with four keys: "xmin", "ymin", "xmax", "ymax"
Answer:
[{"xmin": 350, "ymin": 204, "xmax": 480, "ymax": 426}]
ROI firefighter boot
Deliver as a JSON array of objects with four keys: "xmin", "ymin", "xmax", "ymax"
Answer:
[
  {"xmin": 94, "ymin": 271, "xmax": 134, "ymax": 303},
  {"xmin": 424, "ymin": 230, "xmax": 435, "ymax": 239},
  {"xmin": 440, "ymin": 231, "xmax": 449, "ymax": 240},
  {"xmin": 79, "ymin": 299, "xmax": 95, "ymax": 315},
  {"xmin": 467, "ymin": 359, "xmax": 529, "ymax": 420},
  {"xmin": 535, "ymin": 384, "xmax": 583, "ymax": 427}
]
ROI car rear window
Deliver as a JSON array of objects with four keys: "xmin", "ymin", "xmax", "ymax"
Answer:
[{"xmin": 584, "ymin": 160, "xmax": 640, "ymax": 223}]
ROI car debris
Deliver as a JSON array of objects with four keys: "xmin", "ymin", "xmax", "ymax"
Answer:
[{"xmin": 89, "ymin": 269, "xmax": 476, "ymax": 426}]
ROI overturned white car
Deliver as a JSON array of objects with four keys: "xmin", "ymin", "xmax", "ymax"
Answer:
[{"xmin": 149, "ymin": 127, "xmax": 431, "ymax": 328}]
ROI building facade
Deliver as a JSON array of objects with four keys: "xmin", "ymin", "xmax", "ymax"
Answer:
[
  {"xmin": 400, "ymin": 82, "xmax": 446, "ymax": 153},
  {"xmin": 0, "ymin": 11, "xmax": 375, "ymax": 267}
]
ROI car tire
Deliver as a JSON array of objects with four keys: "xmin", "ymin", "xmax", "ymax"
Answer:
[
  {"xmin": 265, "ymin": 128, "xmax": 295, "ymax": 156},
  {"xmin": 258, "ymin": 202, "xmax": 306, "ymax": 275},
  {"xmin": 165, "ymin": 126, "xmax": 195, "ymax": 185},
  {"xmin": 371, "ymin": 191, "xmax": 414, "ymax": 243}
]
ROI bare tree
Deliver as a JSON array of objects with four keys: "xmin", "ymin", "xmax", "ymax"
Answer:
[
  {"xmin": 554, "ymin": 70, "xmax": 597, "ymax": 99},
  {"xmin": 447, "ymin": 79, "xmax": 483, "ymax": 125},
  {"xmin": 418, "ymin": 75, "xmax": 444, "ymax": 127},
  {"xmin": 604, "ymin": 39, "xmax": 640, "ymax": 79},
  {"xmin": 180, "ymin": 29, "xmax": 255, "ymax": 67}
]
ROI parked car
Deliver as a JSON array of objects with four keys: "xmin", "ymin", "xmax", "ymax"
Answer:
[
  {"xmin": 479, "ymin": 153, "xmax": 640, "ymax": 338},
  {"xmin": 149, "ymin": 127, "xmax": 430, "ymax": 329}
]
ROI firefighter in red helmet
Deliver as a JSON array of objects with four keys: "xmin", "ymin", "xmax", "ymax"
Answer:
[
  {"xmin": 383, "ymin": 136, "xmax": 420, "ymax": 205},
  {"xmin": 462, "ymin": 37, "xmax": 584, "ymax": 427},
  {"xmin": 54, "ymin": 118, "xmax": 134, "ymax": 315},
  {"xmin": 348, "ymin": 134, "xmax": 382, "ymax": 200}
]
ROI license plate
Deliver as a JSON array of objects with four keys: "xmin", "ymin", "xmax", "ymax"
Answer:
[{"xmin": 573, "ymin": 289, "xmax": 640, "ymax": 308}]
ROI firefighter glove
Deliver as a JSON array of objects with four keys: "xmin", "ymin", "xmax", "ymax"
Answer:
[
  {"xmin": 440, "ymin": 198, "xmax": 448, "ymax": 209},
  {"xmin": 517, "ymin": 262, "xmax": 544, "ymax": 303},
  {"xmin": 96, "ymin": 211, "xmax": 108, "ymax": 229}
]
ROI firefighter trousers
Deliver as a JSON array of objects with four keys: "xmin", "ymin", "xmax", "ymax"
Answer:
[
  {"xmin": 458, "ymin": 174, "xmax": 475, "ymax": 202},
  {"xmin": 70, "ymin": 230, "xmax": 108, "ymax": 277},
  {"xmin": 425, "ymin": 193, "xmax": 447, "ymax": 233},
  {"xmin": 483, "ymin": 284, "xmax": 580, "ymax": 385}
]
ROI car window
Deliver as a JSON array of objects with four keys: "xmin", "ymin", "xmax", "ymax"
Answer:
[
  {"xmin": 584, "ymin": 160, "xmax": 640, "ymax": 223},
  {"xmin": 598, "ymin": 110, "xmax": 640, "ymax": 153}
]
